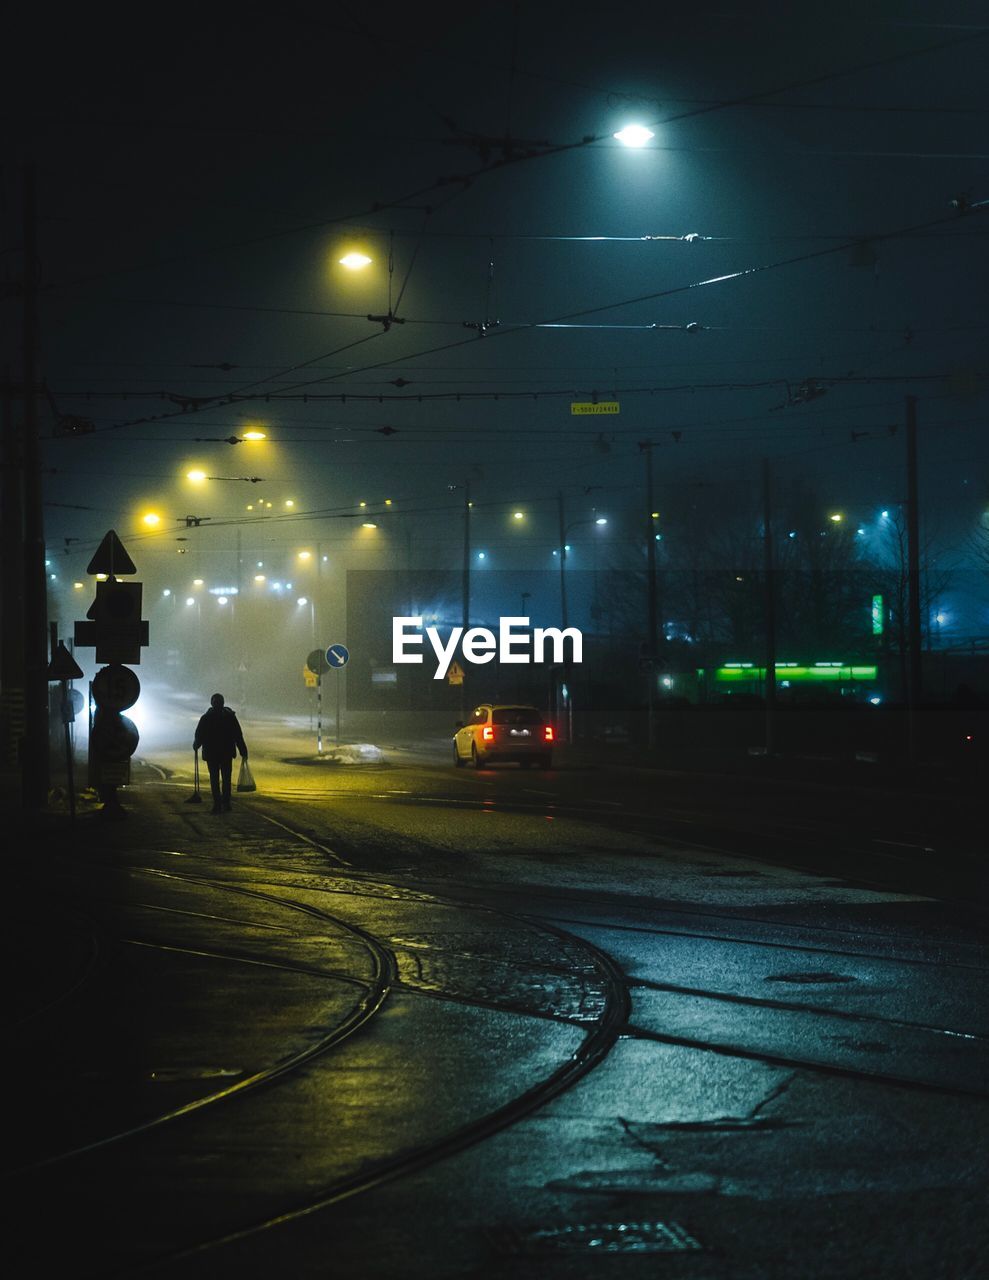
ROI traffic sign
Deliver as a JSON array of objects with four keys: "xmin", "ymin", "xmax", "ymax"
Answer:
[
  {"xmin": 76, "ymin": 579, "xmax": 149, "ymax": 664},
  {"xmin": 306, "ymin": 648, "xmax": 329, "ymax": 676},
  {"xmin": 87, "ymin": 529, "xmax": 137, "ymax": 577},
  {"xmin": 61, "ymin": 688, "xmax": 84, "ymax": 723},
  {"xmin": 91, "ymin": 710, "xmax": 140, "ymax": 762},
  {"xmin": 325, "ymin": 644, "xmax": 350, "ymax": 669},
  {"xmin": 47, "ymin": 641, "xmax": 84, "ymax": 681},
  {"xmin": 447, "ymin": 661, "xmax": 465, "ymax": 686},
  {"xmin": 92, "ymin": 664, "xmax": 140, "ymax": 711},
  {"xmin": 303, "ymin": 666, "xmax": 319, "ymax": 688}
]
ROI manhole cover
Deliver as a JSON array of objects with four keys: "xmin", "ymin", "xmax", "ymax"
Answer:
[{"xmin": 505, "ymin": 1220, "xmax": 703, "ymax": 1255}]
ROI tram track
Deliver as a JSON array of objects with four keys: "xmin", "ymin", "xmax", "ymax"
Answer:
[
  {"xmin": 13, "ymin": 809, "xmax": 635, "ymax": 1278},
  {"xmin": 7, "ymin": 869, "xmax": 393, "ymax": 1175},
  {"xmin": 201, "ymin": 864, "xmax": 985, "ymax": 972},
  {"xmin": 227, "ymin": 806, "xmax": 988, "ymax": 1100},
  {"xmin": 142, "ymin": 919, "xmax": 630, "ymax": 1275},
  {"xmin": 22, "ymin": 781, "xmax": 982, "ymax": 1274},
  {"xmin": 242, "ymin": 774, "xmax": 987, "ymax": 927}
]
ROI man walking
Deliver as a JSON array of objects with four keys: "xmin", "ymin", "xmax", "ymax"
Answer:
[{"xmin": 193, "ymin": 693, "xmax": 249, "ymax": 813}]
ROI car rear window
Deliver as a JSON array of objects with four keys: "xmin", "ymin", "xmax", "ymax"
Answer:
[{"xmin": 492, "ymin": 708, "xmax": 544, "ymax": 726}]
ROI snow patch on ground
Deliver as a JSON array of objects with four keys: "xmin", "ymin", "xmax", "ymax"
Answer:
[{"xmin": 296, "ymin": 743, "xmax": 385, "ymax": 765}]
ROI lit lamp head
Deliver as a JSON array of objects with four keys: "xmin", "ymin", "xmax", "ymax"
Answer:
[{"xmin": 614, "ymin": 124, "xmax": 654, "ymax": 147}]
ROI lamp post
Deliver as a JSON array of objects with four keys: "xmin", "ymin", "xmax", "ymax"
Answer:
[
  {"xmin": 556, "ymin": 490, "xmax": 608, "ymax": 742},
  {"xmin": 447, "ymin": 480, "xmax": 472, "ymax": 719}
]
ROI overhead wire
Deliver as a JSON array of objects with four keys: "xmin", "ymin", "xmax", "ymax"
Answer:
[{"xmin": 39, "ymin": 29, "xmax": 989, "ymax": 298}]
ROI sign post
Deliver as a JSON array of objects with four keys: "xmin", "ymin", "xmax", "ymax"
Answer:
[
  {"xmin": 325, "ymin": 644, "xmax": 350, "ymax": 747},
  {"xmin": 306, "ymin": 648, "xmax": 330, "ymax": 753},
  {"xmin": 72, "ymin": 530, "xmax": 147, "ymax": 815},
  {"xmin": 46, "ymin": 639, "xmax": 84, "ymax": 820}
]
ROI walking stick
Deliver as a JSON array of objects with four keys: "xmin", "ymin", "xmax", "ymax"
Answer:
[{"xmin": 186, "ymin": 747, "xmax": 203, "ymax": 803}]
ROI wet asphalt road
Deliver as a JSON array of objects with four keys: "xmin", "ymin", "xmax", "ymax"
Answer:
[{"xmin": 13, "ymin": 715, "xmax": 988, "ymax": 1278}]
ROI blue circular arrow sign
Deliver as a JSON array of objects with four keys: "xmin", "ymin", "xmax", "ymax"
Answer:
[{"xmin": 325, "ymin": 643, "xmax": 350, "ymax": 669}]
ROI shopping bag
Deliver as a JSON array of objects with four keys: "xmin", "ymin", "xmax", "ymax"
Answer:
[{"xmin": 236, "ymin": 758, "xmax": 257, "ymax": 792}]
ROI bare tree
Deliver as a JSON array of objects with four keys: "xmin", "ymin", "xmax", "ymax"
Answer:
[
  {"xmin": 864, "ymin": 505, "xmax": 955, "ymax": 696},
  {"xmin": 772, "ymin": 480, "xmax": 871, "ymax": 656}
]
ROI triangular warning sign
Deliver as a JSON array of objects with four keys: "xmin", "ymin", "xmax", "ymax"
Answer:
[
  {"xmin": 47, "ymin": 641, "xmax": 84, "ymax": 681},
  {"xmin": 87, "ymin": 530, "xmax": 137, "ymax": 577}
]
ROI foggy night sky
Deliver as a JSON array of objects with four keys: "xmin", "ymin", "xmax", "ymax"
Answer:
[{"xmin": 5, "ymin": 1, "xmax": 989, "ymax": 665}]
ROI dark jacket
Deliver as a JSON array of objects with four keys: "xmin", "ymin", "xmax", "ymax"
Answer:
[{"xmin": 194, "ymin": 706, "xmax": 248, "ymax": 762}]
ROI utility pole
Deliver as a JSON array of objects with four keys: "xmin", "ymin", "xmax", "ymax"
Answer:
[
  {"xmin": 762, "ymin": 457, "xmax": 777, "ymax": 756},
  {"xmin": 557, "ymin": 490, "xmax": 572, "ymax": 742},
  {"xmin": 21, "ymin": 164, "xmax": 49, "ymax": 809},
  {"xmin": 1, "ymin": 371, "xmax": 24, "ymax": 767},
  {"xmin": 640, "ymin": 442, "xmax": 659, "ymax": 749},
  {"xmin": 558, "ymin": 490, "xmax": 568, "ymax": 630},
  {"xmin": 460, "ymin": 480, "xmax": 470, "ymax": 720},
  {"xmin": 905, "ymin": 396, "xmax": 922, "ymax": 765},
  {"xmin": 314, "ymin": 540, "xmax": 322, "ymax": 647},
  {"xmin": 236, "ymin": 526, "xmax": 246, "ymax": 714},
  {"xmin": 644, "ymin": 445, "xmax": 658, "ymax": 660}
]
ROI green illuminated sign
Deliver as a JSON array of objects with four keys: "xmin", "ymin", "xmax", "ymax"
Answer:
[
  {"xmin": 871, "ymin": 594, "xmax": 884, "ymax": 635},
  {"xmin": 715, "ymin": 665, "xmax": 878, "ymax": 683}
]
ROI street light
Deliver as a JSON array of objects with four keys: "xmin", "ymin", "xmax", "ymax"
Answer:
[
  {"xmin": 556, "ymin": 494, "xmax": 609, "ymax": 742},
  {"xmin": 297, "ymin": 596, "xmax": 316, "ymax": 642},
  {"xmin": 558, "ymin": 516, "xmax": 608, "ymax": 627},
  {"xmin": 614, "ymin": 124, "xmax": 654, "ymax": 147}
]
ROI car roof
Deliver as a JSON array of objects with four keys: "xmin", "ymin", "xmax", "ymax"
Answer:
[{"xmin": 477, "ymin": 703, "xmax": 544, "ymax": 712}]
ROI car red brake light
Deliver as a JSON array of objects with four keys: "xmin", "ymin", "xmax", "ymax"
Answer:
[
  {"xmin": 544, "ymin": 726, "xmax": 554, "ymax": 742},
  {"xmin": 482, "ymin": 726, "xmax": 494, "ymax": 741}
]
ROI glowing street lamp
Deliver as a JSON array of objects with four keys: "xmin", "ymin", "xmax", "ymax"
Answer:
[
  {"xmin": 614, "ymin": 124, "xmax": 654, "ymax": 147},
  {"xmin": 340, "ymin": 252, "xmax": 372, "ymax": 269}
]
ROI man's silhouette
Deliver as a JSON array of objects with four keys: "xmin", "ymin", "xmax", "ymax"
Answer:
[{"xmin": 193, "ymin": 693, "xmax": 249, "ymax": 813}]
